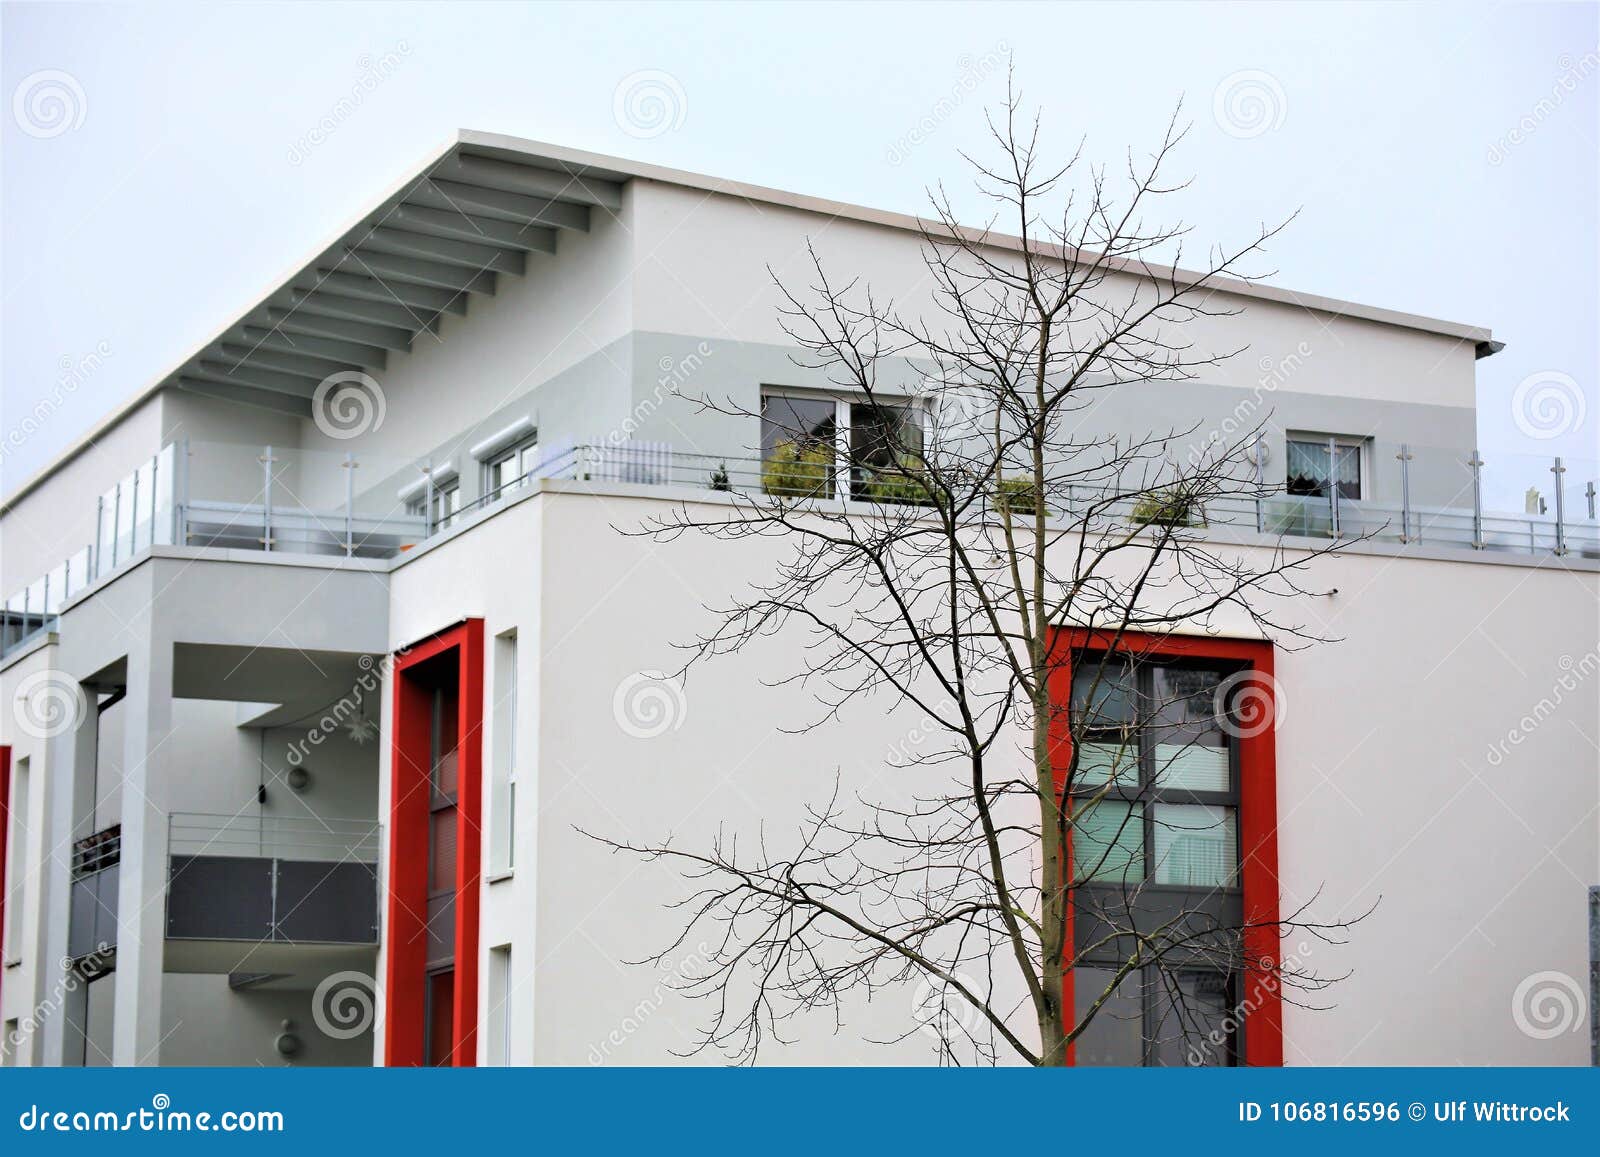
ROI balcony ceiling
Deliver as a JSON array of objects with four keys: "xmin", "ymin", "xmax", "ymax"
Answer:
[{"xmin": 170, "ymin": 138, "xmax": 626, "ymax": 419}]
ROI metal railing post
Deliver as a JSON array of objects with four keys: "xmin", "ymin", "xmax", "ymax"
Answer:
[
  {"xmin": 145, "ymin": 450, "xmax": 156, "ymax": 553},
  {"xmin": 1468, "ymin": 449, "xmax": 1485, "ymax": 549},
  {"xmin": 343, "ymin": 452, "xmax": 356, "ymax": 557},
  {"xmin": 177, "ymin": 436, "xmax": 191, "ymax": 545},
  {"xmin": 1326, "ymin": 436, "xmax": 1340, "ymax": 537},
  {"xmin": 1551, "ymin": 457, "xmax": 1567, "ymax": 556},
  {"xmin": 1397, "ymin": 443, "xmax": 1413, "ymax": 543},
  {"xmin": 94, "ymin": 495, "xmax": 105, "ymax": 579},
  {"xmin": 260, "ymin": 445, "xmax": 274, "ymax": 552},
  {"xmin": 110, "ymin": 481, "xmax": 122, "ymax": 568},
  {"xmin": 423, "ymin": 459, "xmax": 435, "ymax": 538},
  {"xmin": 1253, "ymin": 432, "xmax": 1265, "ymax": 534}
]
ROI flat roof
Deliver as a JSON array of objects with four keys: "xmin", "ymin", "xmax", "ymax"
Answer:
[{"xmin": 1, "ymin": 128, "xmax": 1498, "ymax": 514}]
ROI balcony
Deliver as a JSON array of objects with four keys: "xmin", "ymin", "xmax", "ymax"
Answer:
[
  {"xmin": 67, "ymin": 825, "xmax": 121, "ymax": 970},
  {"xmin": 3, "ymin": 435, "xmax": 1595, "ymax": 663},
  {"xmin": 164, "ymin": 812, "xmax": 379, "ymax": 974}
]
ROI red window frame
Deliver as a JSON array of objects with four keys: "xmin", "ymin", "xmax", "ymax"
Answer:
[
  {"xmin": 384, "ymin": 619, "xmax": 484, "ymax": 1067},
  {"xmin": 1046, "ymin": 628, "xmax": 1282, "ymax": 1067}
]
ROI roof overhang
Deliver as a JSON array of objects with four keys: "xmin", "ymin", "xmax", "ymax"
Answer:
[{"xmin": 1, "ymin": 128, "xmax": 1500, "ymax": 513}]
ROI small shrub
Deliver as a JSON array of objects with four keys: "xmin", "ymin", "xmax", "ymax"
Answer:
[
  {"xmin": 1130, "ymin": 484, "xmax": 1205, "ymax": 528},
  {"xmin": 993, "ymin": 476, "xmax": 1042, "ymax": 518},
  {"xmin": 762, "ymin": 440, "xmax": 835, "ymax": 499}
]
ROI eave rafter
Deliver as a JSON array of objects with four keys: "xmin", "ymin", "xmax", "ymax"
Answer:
[{"xmin": 172, "ymin": 141, "xmax": 622, "ymax": 414}]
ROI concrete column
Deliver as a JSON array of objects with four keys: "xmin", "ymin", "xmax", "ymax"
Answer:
[
  {"xmin": 36, "ymin": 674, "xmax": 99, "ymax": 1066},
  {"xmin": 110, "ymin": 640, "xmax": 173, "ymax": 1066}
]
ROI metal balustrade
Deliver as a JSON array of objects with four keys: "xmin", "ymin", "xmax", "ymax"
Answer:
[
  {"xmin": 165, "ymin": 812, "xmax": 380, "ymax": 945},
  {"xmin": 4, "ymin": 436, "xmax": 1596, "ymax": 662}
]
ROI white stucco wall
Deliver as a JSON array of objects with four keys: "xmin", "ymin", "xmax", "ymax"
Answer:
[{"xmin": 380, "ymin": 485, "xmax": 1598, "ymax": 1066}]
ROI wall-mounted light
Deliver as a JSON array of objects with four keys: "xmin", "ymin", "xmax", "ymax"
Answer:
[
  {"xmin": 286, "ymin": 766, "xmax": 312, "ymax": 793},
  {"xmin": 275, "ymin": 1019, "xmax": 301, "ymax": 1058}
]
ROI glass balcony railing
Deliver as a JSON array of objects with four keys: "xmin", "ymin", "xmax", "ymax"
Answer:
[{"xmin": 3, "ymin": 436, "xmax": 1595, "ymax": 663}]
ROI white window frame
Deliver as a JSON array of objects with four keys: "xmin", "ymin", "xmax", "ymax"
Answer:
[
  {"xmin": 760, "ymin": 387, "xmax": 931, "ymax": 501},
  {"xmin": 1285, "ymin": 432, "xmax": 1368, "ymax": 501}
]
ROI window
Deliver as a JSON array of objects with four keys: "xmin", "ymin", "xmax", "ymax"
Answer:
[
  {"xmin": 1068, "ymin": 656, "xmax": 1242, "ymax": 1066},
  {"xmin": 406, "ymin": 483, "xmax": 461, "ymax": 530},
  {"xmin": 1073, "ymin": 966, "xmax": 1237, "ymax": 1067},
  {"xmin": 1285, "ymin": 435, "xmax": 1364, "ymax": 500},
  {"xmin": 1069, "ymin": 659, "xmax": 1238, "ymax": 890},
  {"xmin": 760, "ymin": 390, "xmax": 927, "ymax": 502},
  {"xmin": 483, "ymin": 439, "xmax": 540, "ymax": 498},
  {"xmin": 5, "ymin": 757, "xmax": 28, "ymax": 961},
  {"xmin": 487, "ymin": 944, "xmax": 513, "ymax": 1066},
  {"xmin": 490, "ymin": 630, "xmax": 518, "ymax": 875}
]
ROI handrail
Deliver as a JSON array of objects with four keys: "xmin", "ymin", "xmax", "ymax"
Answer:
[{"xmin": 167, "ymin": 812, "xmax": 380, "ymax": 863}]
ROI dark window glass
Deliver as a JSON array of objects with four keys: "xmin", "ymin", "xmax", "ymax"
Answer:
[
  {"xmin": 1285, "ymin": 438, "xmax": 1361, "ymax": 499},
  {"xmin": 1150, "ymin": 971, "xmax": 1235, "ymax": 1066},
  {"xmin": 761, "ymin": 395, "xmax": 837, "ymax": 498},
  {"xmin": 426, "ymin": 969, "xmax": 455, "ymax": 1067},
  {"xmin": 1072, "ymin": 966, "xmax": 1143, "ymax": 1066},
  {"xmin": 848, "ymin": 402, "xmax": 924, "ymax": 497}
]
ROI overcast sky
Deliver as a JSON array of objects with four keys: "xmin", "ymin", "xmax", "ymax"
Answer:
[{"xmin": 3, "ymin": 1, "xmax": 1596, "ymax": 504}]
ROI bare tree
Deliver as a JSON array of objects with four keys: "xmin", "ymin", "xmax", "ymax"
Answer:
[{"xmin": 593, "ymin": 90, "xmax": 1367, "ymax": 1066}]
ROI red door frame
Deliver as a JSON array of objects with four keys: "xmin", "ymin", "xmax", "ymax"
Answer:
[
  {"xmin": 383, "ymin": 619, "xmax": 485, "ymax": 1067},
  {"xmin": 1046, "ymin": 628, "xmax": 1282, "ymax": 1067}
]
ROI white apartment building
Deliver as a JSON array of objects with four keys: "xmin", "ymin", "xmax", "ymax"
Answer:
[{"xmin": 1, "ymin": 132, "xmax": 1596, "ymax": 1068}]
